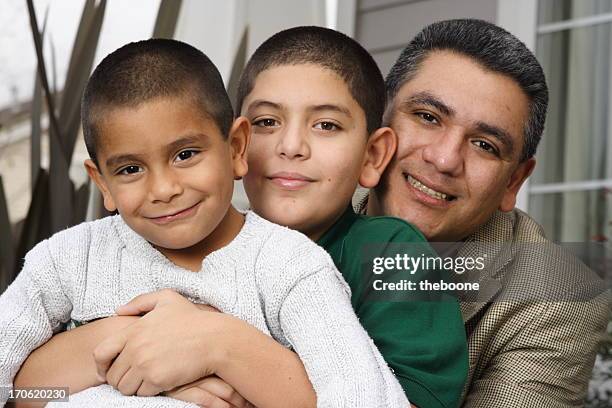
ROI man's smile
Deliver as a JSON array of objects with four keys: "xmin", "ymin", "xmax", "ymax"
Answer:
[{"xmin": 403, "ymin": 172, "xmax": 457, "ymax": 205}]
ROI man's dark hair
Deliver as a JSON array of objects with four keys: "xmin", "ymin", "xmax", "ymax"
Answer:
[
  {"xmin": 385, "ymin": 19, "xmax": 548, "ymax": 161},
  {"xmin": 236, "ymin": 26, "xmax": 385, "ymax": 135},
  {"xmin": 82, "ymin": 38, "xmax": 233, "ymax": 164}
]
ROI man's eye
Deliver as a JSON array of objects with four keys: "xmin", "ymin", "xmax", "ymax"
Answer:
[
  {"xmin": 314, "ymin": 121, "xmax": 339, "ymax": 131},
  {"xmin": 416, "ymin": 112, "xmax": 439, "ymax": 124},
  {"xmin": 472, "ymin": 140, "xmax": 498, "ymax": 155},
  {"xmin": 253, "ymin": 118, "xmax": 279, "ymax": 127},
  {"xmin": 118, "ymin": 165, "xmax": 142, "ymax": 175},
  {"xmin": 176, "ymin": 150, "xmax": 198, "ymax": 162}
]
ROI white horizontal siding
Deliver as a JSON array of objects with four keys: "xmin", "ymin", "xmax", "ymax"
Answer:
[{"xmin": 355, "ymin": 0, "xmax": 497, "ymax": 75}]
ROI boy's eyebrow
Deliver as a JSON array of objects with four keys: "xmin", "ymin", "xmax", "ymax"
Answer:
[
  {"xmin": 105, "ymin": 135, "xmax": 206, "ymax": 170},
  {"xmin": 165, "ymin": 134, "xmax": 207, "ymax": 153},
  {"xmin": 399, "ymin": 91, "xmax": 455, "ymax": 117},
  {"xmin": 308, "ymin": 104, "xmax": 352, "ymax": 118},
  {"xmin": 475, "ymin": 121, "xmax": 514, "ymax": 152},
  {"xmin": 245, "ymin": 100, "xmax": 352, "ymax": 119},
  {"xmin": 245, "ymin": 100, "xmax": 283, "ymax": 115},
  {"xmin": 105, "ymin": 153, "xmax": 146, "ymax": 170}
]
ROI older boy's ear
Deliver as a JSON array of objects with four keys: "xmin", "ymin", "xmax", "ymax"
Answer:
[
  {"xmin": 359, "ymin": 127, "xmax": 397, "ymax": 189},
  {"xmin": 84, "ymin": 159, "xmax": 117, "ymax": 212},
  {"xmin": 228, "ymin": 117, "xmax": 251, "ymax": 180}
]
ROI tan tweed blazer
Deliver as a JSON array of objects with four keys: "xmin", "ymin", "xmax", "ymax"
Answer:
[
  {"xmin": 457, "ymin": 209, "xmax": 609, "ymax": 407},
  {"xmin": 355, "ymin": 195, "xmax": 610, "ymax": 407}
]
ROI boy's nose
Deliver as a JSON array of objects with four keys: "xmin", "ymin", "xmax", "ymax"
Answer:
[
  {"xmin": 422, "ymin": 128, "xmax": 464, "ymax": 177},
  {"xmin": 276, "ymin": 124, "xmax": 310, "ymax": 160},
  {"xmin": 149, "ymin": 170, "xmax": 183, "ymax": 203}
]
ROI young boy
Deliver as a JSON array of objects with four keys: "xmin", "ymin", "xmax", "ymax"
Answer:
[
  {"xmin": 237, "ymin": 26, "xmax": 469, "ymax": 408},
  {"xmin": 0, "ymin": 39, "xmax": 409, "ymax": 407}
]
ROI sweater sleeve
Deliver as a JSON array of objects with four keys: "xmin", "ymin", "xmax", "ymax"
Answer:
[
  {"xmin": 0, "ymin": 239, "xmax": 73, "ymax": 405},
  {"xmin": 278, "ymin": 264, "xmax": 410, "ymax": 408}
]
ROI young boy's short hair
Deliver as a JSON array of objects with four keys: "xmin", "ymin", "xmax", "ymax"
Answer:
[
  {"xmin": 236, "ymin": 26, "xmax": 385, "ymax": 134},
  {"xmin": 81, "ymin": 38, "xmax": 234, "ymax": 164}
]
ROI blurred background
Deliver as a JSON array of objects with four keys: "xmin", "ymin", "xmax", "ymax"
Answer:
[{"xmin": 0, "ymin": 0, "xmax": 610, "ymax": 405}]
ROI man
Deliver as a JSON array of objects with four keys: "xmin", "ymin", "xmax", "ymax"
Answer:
[{"xmin": 361, "ymin": 19, "xmax": 610, "ymax": 407}]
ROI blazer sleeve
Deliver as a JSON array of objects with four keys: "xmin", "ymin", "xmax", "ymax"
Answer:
[{"xmin": 463, "ymin": 294, "xmax": 610, "ymax": 408}]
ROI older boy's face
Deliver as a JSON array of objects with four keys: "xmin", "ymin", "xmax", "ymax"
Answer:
[
  {"xmin": 376, "ymin": 51, "xmax": 534, "ymax": 241},
  {"xmin": 87, "ymin": 97, "xmax": 244, "ymax": 253},
  {"xmin": 241, "ymin": 64, "xmax": 368, "ymax": 240}
]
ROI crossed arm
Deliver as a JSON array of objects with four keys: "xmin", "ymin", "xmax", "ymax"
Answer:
[
  {"xmin": 14, "ymin": 289, "xmax": 417, "ymax": 408},
  {"xmin": 13, "ymin": 291, "xmax": 315, "ymax": 408}
]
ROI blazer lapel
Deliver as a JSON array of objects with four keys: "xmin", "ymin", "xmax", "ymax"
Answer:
[{"xmin": 458, "ymin": 210, "xmax": 517, "ymax": 323}]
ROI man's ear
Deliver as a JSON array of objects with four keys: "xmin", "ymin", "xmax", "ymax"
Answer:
[
  {"xmin": 359, "ymin": 127, "xmax": 397, "ymax": 189},
  {"xmin": 499, "ymin": 158, "xmax": 536, "ymax": 212},
  {"xmin": 228, "ymin": 117, "xmax": 251, "ymax": 180},
  {"xmin": 84, "ymin": 159, "xmax": 117, "ymax": 212}
]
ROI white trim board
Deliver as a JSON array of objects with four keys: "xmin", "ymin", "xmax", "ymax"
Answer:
[
  {"xmin": 529, "ymin": 179, "xmax": 612, "ymax": 194},
  {"xmin": 538, "ymin": 12, "xmax": 612, "ymax": 34}
]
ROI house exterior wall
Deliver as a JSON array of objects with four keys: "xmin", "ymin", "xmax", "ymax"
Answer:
[{"xmin": 354, "ymin": 0, "xmax": 498, "ymax": 75}]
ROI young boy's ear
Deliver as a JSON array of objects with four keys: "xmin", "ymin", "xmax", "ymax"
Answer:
[
  {"xmin": 84, "ymin": 159, "xmax": 117, "ymax": 212},
  {"xmin": 359, "ymin": 127, "xmax": 397, "ymax": 189},
  {"xmin": 228, "ymin": 117, "xmax": 251, "ymax": 180}
]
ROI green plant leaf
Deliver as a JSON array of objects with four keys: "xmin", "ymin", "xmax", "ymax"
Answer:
[
  {"xmin": 0, "ymin": 176, "xmax": 15, "ymax": 292},
  {"xmin": 59, "ymin": 0, "xmax": 107, "ymax": 162},
  {"xmin": 153, "ymin": 0, "xmax": 183, "ymax": 39}
]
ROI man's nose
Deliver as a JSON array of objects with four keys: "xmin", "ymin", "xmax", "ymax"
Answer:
[
  {"xmin": 422, "ymin": 128, "xmax": 464, "ymax": 176},
  {"xmin": 275, "ymin": 122, "xmax": 310, "ymax": 160},
  {"xmin": 149, "ymin": 169, "xmax": 183, "ymax": 203}
]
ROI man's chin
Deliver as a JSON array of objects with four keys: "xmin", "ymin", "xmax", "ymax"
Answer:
[{"xmin": 382, "ymin": 201, "xmax": 446, "ymax": 238}]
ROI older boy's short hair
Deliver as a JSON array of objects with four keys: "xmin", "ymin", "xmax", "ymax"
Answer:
[
  {"xmin": 82, "ymin": 38, "xmax": 233, "ymax": 164},
  {"xmin": 236, "ymin": 26, "xmax": 384, "ymax": 135}
]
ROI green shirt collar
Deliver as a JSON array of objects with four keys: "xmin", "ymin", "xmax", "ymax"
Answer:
[{"xmin": 317, "ymin": 206, "xmax": 359, "ymax": 248}]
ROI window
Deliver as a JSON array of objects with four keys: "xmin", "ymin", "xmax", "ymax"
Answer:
[{"xmin": 529, "ymin": 0, "xmax": 612, "ymax": 243}]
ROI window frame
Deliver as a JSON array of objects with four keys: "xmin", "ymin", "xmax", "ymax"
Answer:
[{"xmin": 497, "ymin": 0, "xmax": 612, "ymax": 213}]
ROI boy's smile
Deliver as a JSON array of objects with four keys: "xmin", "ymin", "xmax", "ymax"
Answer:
[
  {"xmin": 85, "ymin": 96, "xmax": 248, "ymax": 265},
  {"xmin": 145, "ymin": 201, "xmax": 202, "ymax": 225},
  {"xmin": 268, "ymin": 171, "xmax": 315, "ymax": 190},
  {"xmin": 241, "ymin": 64, "xmax": 369, "ymax": 240}
]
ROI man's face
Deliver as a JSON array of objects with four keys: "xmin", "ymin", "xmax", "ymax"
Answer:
[
  {"xmin": 241, "ymin": 64, "xmax": 369, "ymax": 240},
  {"xmin": 374, "ymin": 51, "xmax": 535, "ymax": 241}
]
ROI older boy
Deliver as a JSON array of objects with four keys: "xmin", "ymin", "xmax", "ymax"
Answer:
[
  {"xmin": 238, "ymin": 26, "xmax": 468, "ymax": 408},
  {"xmin": 0, "ymin": 38, "xmax": 408, "ymax": 408}
]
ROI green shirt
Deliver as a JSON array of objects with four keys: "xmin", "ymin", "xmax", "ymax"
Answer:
[{"xmin": 318, "ymin": 207, "xmax": 468, "ymax": 408}]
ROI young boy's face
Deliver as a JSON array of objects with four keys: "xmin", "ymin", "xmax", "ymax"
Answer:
[
  {"xmin": 241, "ymin": 64, "xmax": 368, "ymax": 240},
  {"xmin": 86, "ymin": 96, "xmax": 248, "ymax": 252}
]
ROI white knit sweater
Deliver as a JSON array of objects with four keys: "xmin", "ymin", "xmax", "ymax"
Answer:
[{"xmin": 0, "ymin": 211, "xmax": 408, "ymax": 407}]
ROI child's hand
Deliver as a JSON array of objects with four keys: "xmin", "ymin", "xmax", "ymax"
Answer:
[
  {"xmin": 93, "ymin": 289, "xmax": 231, "ymax": 396},
  {"xmin": 164, "ymin": 375, "xmax": 253, "ymax": 408}
]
